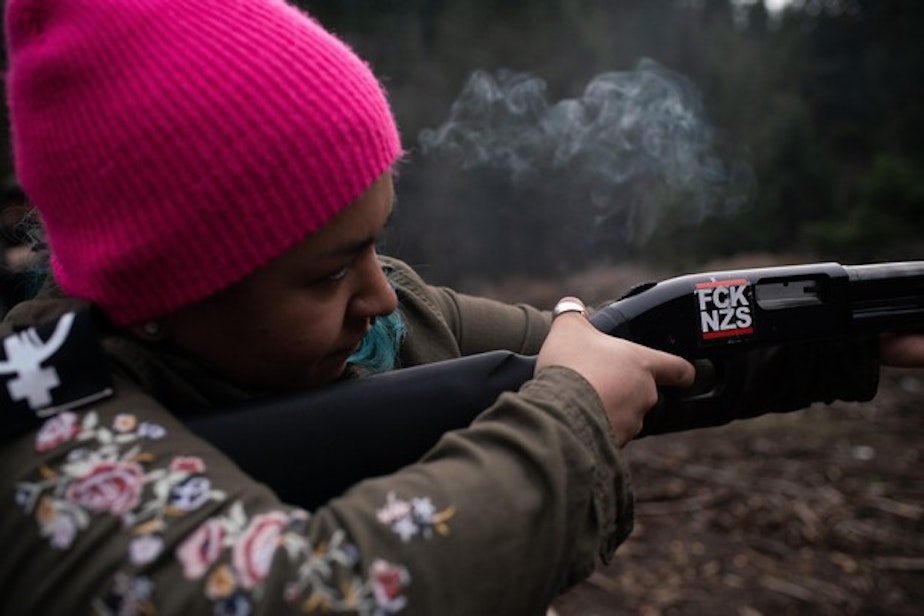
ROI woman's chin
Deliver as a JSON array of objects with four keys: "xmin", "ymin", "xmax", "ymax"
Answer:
[{"xmin": 306, "ymin": 356, "xmax": 352, "ymax": 387}]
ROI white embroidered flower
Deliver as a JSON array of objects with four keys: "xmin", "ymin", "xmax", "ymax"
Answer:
[
  {"xmin": 45, "ymin": 511, "xmax": 78, "ymax": 550},
  {"xmin": 137, "ymin": 421, "xmax": 167, "ymax": 440},
  {"xmin": 130, "ymin": 534, "xmax": 164, "ymax": 565},
  {"xmin": 66, "ymin": 447, "xmax": 90, "ymax": 462},
  {"xmin": 376, "ymin": 493, "xmax": 456, "ymax": 544},
  {"xmin": 411, "ymin": 497, "xmax": 437, "ymax": 520},
  {"xmin": 376, "ymin": 492, "xmax": 412, "ymax": 525},
  {"xmin": 168, "ymin": 476, "xmax": 213, "ymax": 512},
  {"xmin": 391, "ymin": 516, "xmax": 420, "ymax": 543}
]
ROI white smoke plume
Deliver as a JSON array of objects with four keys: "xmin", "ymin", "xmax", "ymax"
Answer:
[{"xmin": 418, "ymin": 59, "xmax": 755, "ymax": 252}]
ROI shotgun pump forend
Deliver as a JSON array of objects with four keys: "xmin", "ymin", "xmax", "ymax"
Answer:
[{"xmin": 184, "ymin": 261, "xmax": 924, "ymax": 509}]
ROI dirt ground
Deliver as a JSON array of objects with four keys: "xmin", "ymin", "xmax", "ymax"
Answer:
[
  {"xmin": 472, "ymin": 257, "xmax": 924, "ymax": 616},
  {"xmin": 552, "ymin": 366, "xmax": 923, "ymax": 616}
]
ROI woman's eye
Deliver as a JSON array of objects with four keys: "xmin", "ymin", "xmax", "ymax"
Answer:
[{"xmin": 327, "ymin": 266, "xmax": 349, "ymax": 281}]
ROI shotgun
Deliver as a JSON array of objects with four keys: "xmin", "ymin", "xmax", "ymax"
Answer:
[{"xmin": 183, "ymin": 261, "xmax": 924, "ymax": 508}]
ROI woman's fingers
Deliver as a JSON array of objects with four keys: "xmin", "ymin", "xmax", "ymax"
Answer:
[
  {"xmin": 881, "ymin": 332, "xmax": 924, "ymax": 367},
  {"xmin": 641, "ymin": 346, "xmax": 697, "ymax": 389},
  {"xmin": 538, "ymin": 298, "xmax": 695, "ymax": 445}
]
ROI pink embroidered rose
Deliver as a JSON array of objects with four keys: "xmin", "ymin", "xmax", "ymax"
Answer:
[
  {"xmin": 177, "ymin": 518, "xmax": 226, "ymax": 580},
  {"xmin": 35, "ymin": 411, "xmax": 80, "ymax": 453},
  {"xmin": 232, "ymin": 511, "xmax": 287, "ymax": 590},
  {"xmin": 169, "ymin": 455, "xmax": 206, "ymax": 475},
  {"xmin": 370, "ymin": 559, "xmax": 410, "ymax": 613},
  {"xmin": 65, "ymin": 460, "xmax": 144, "ymax": 515}
]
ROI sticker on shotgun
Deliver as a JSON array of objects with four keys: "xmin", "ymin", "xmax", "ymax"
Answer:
[{"xmin": 694, "ymin": 277, "xmax": 755, "ymax": 342}]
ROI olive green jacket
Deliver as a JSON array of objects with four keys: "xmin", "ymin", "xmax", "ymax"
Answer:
[
  {"xmin": 0, "ymin": 258, "xmax": 629, "ymax": 615},
  {"xmin": 0, "ymin": 257, "xmax": 880, "ymax": 615}
]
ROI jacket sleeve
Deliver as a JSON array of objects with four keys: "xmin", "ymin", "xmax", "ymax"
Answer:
[
  {"xmin": 0, "ymin": 368, "xmax": 631, "ymax": 615},
  {"xmin": 380, "ymin": 257, "xmax": 552, "ymax": 365}
]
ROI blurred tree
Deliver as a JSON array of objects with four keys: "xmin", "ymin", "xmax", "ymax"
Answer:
[
  {"xmin": 805, "ymin": 153, "xmax": 924, "ymax": 258},
  {"xmin": 786, "ymin": 0, "xmax": 924, "ymax": 259}
]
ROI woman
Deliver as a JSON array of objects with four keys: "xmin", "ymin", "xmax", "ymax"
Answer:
[{"xmin": 1, "ymin": 0, "xmax": 920, "ymax": 614}]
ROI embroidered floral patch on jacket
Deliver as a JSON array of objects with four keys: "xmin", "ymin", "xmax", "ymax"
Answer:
[
  {"xmin": 17, "ymin": 410, "xmax": 223, "ymax": 556},
  {"xmin": 376, "ymin": 492, "xmax": 456, "ymax": 543},
  {"xmin": 15, "ymin": 410, "xmax": 455, "ymax": 615}
]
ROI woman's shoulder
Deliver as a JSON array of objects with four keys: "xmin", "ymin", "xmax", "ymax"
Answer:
[{"xmin": 377, "ymin": 255, "xmax": 429, "ymax": 291}]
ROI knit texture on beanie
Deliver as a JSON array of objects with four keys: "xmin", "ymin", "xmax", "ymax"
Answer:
[{"xmin": 5, "ymin": 0, "xmax": 402, "ymax": 325}]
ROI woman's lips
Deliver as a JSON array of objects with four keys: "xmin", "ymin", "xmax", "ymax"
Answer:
[{"xmin": 332, "ymin": 337, "xmax": 364, "ymax": 361}]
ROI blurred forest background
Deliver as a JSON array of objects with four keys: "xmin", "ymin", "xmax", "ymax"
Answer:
[
  {"xmin": 287, "ymin": 0, "xmax": 923, "ymax": 287},
  {"xmin": 1, "ymin": 0, "xmax": 922, "ymax": 287}
]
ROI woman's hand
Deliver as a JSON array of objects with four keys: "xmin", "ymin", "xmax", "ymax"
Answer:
[
  {"xmin": 537, "ymin": 298, "xmax": 695, "ymax": 446},
  {"xmin": 881, "ymin": 332, "xmax": 924, "ymax": 367}
]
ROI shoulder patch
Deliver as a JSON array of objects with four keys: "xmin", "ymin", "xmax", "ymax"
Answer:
[{"xmin": 0, "ymin": 310, "xmax": 113, "ymax": 440}]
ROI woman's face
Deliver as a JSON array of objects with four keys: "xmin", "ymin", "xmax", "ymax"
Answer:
[{"xmin": 161, "ymin": 174, "xmax": 398, "ymax": 391}]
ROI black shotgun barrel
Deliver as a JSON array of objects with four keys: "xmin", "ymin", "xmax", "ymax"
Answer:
[{"xmin": 845, "ymin": 261, "xmax": 924, "ymax": 333}]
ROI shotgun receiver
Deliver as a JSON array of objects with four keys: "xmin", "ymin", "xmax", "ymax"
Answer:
[{"xmin": 184, "ymin": 261, "xmax": 924, "ymax": 508}]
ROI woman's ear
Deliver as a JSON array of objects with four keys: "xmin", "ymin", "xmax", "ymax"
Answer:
[{"xmin": 129, "ymin": 321, "xmax": 167, "ymax": 342}]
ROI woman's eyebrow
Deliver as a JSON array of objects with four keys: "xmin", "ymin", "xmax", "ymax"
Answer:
[
  {"xmin": 322, "ymin": 198, "xmax": 396, "ymax": 258},
  {"xmin": 321, "ymin": 236, "xmax": 376, "ymax": 259}
]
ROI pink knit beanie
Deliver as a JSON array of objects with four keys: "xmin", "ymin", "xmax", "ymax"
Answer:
[{"xmin": 5, "ymin": 0, "xmax": 402, "ymax": 325}]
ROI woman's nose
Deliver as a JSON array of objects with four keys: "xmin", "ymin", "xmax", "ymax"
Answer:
[{"xmin": 350, "ymin": 254, "xmax": 398, "ymax": 319}]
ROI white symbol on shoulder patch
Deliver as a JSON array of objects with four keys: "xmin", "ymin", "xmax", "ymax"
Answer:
[{"xmin": 0, "ymin": 312, "xmax": 75, "ymax": 410}]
